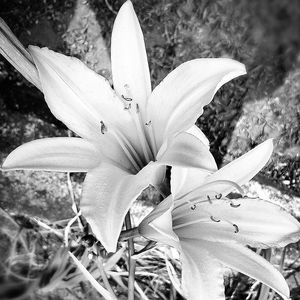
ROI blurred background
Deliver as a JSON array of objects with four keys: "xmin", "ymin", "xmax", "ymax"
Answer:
[{"xmin": 0, "ymin": 0, "xmax": 300, "ymax": 299}]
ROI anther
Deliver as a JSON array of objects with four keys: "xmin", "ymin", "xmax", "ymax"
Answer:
[
  {"xmin": 207, "ymin": 195, "xmax": 212, "ymax": 204},
  {"xmin": 121, "ymin": 95, "xmax": 132, "ymax": 102},
  {"xmin": 215, "ymin": 193, "xmax": 222, "ymax": 199},
  {"xmin": 230, "ymin": 202, "xmax": 241, "ymax": 208},
  {"xmin": 145, "ymin": 120, "xmax": 152, "ymax": 126},
  {"xmin": 210, "ymin": 216, "xmax": 221, "ymax": 222},
  {"xmin": 124, "ymin": 103, "xmax": 131, "ymax": 110},
  {"xmin": 233, "ymin": 224, "xmax": 239, "ymax": 233},
  {"xmin": 100, "ymin": 121, "xmax": 107, "ymax": 134},
  {"xmin": 135, "ymin": 103, "xmax": 140, "ymax": 113},
  {"xmin": 191, "ymin": 204, "xmax": 196, "ymax": 210}
]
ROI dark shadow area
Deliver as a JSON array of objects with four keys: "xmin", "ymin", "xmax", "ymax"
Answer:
[{"xmin": 0, "ymin": 0, "xmax": 77, "ymax": 151}]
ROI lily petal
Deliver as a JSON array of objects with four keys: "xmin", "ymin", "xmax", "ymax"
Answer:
[
  {"xmin": 171, "ymin": 167, "xmax": 211, "ymax": 199},
  {"xmin": 111, "ymin": 0, "xmax": 151, "ymax": 116},
  {"xmin": 157, "ymin": 132, "xmax": 217, "ymax": 171},
  {"xmin": 147, "ymin": 58, "xmax": 246, "ymax": 147},
  {"xmin": 174, "ymin": 198, "xmax": 300, "ymax": 249},
  {"xmin": 2, "ymin": 138, "xmax": 101, "ymax": 172},
  {"xmin": 186, "ymin": 125, "xmax": 210, "ymax": 148},
  {"xmin": 29, "ymin": 46, "xmax": 137, "ymax": 142},
  {"xmin": 170, "ymin": 125, "xmax": 212, "ymax": 198},
  {"xmin": 139, "ymin": 196, "xmax": 179, "ymax": 249},
  {"xmin": 29, "ymin": 46, "xmax": 143, "ymax": 170},
  {"xmin": 201, "ymin": 240, "xmax": 290, "ymax": 300},
  {"xmin": 180, "ymin": 239, "xmax": 225, "ymax": 300},
  {"xmin": 81, "ymin": 162, "xmax": 160, "ymax": 252},
  {"xmin": 204, "ymin": 139, "xmax": 273, "ymax": 195}
]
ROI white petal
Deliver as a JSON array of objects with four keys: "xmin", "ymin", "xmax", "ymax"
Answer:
[
  {"xmin": 29, "ymin": 46, "xmax": 137, "ymax": 141},
  {"xmin": 157, "ymin": 132, "xmax": 217, "ymax": 171},
  {"xmin": 2, "ymin": 138, "xmax": 101, "ymax": 172},
  {"xmin": 174, "ymin": 197, "xmax": 300, "ymax": 249},
  {"xmin": 139, "ymin": 196, "xmax": 179, "ymax": 249},
  {"xmin": 180, "ymin": 239, "xmax": 225, "ymax": 300},
  {"xmin": 171, "ymin": 167, "xmax": 211, "ymax": 199},
  {"xmin": 186, "ymin": 125, "xmax": 210, "ymax": 148},
  {"xmin": 170, "ymin": 126, "xmax": 212, "ymax": 198},
  {"xmin": 111, "ymin": 1, "xmax": 151, "ymax": 117},
  {"xmin": 201, "ymin": 241, "xmax": 290, "ymax": 300},
  {"xmin": 29, "ymin": 46, "xmax": 144, "ymax": 171},
  {"xmin": 147, "ymin": 58, "xmax": 246, "ymax": 147},
  {"xmin": 204, "ymin": 139, "xmax": 274, "ymax": 195},
  {"xmin": 81, "ymin": 162, "xmax": 160, "ymax": 252}
]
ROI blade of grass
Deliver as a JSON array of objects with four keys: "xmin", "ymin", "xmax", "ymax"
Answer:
[
  {"xmin": 68, "ymin": 251, "xmax": 116, "ymax": 300},
  {"xmin": 125, "ymin": 212, "xmax": 136, "ymax": 300}
]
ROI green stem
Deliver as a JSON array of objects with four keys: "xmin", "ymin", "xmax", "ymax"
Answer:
[
  {"xmin": 96, "ymin": 250, "xmax": 117, "ymax": 299},
  {"xmin": 125, "ymin": 212, "xmax": 136, "ymax": 300},
  {"xmin": 119, "ymin": 227, "xmax": 140, "ymax": 241}
]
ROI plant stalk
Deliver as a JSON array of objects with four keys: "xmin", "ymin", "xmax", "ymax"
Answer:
[
  {"xmin": 125, "ymin": 212, "xmax": 136, "ymax": 300},
  {"xmin": 96, "ymin": 250, "xmax": 117, "ymax": 299}
]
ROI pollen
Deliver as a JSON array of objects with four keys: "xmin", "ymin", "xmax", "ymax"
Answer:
[
  {"xmin": 233, "ymin": 224, "xmax": 239, "ymax": 233},
  {"xmin": 124, "ymin": 103, "xmax": 131, "ymax": 110},
  {"xmin": 190, "ymin": 204, "xmax": 196, "ymax": 210},
  {"xmin": 230, "ymin": 202, "xmax": 241, "ymax": 208},
  {"xmin": 121, "ymin": 95, "xmax": 132, "ymax": 102},
  {"xmin": 100, "ymin": 121, "xmax": 107, "ymax": 134},
  {"xmin": 210, "ymin": 216, "xmax": 221, "ymax": 222}
]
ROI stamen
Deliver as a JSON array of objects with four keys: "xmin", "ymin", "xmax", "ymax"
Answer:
[
  {"xmin": 100, "ymin": 121, "xmax": 107, "ymax": 134},
  {"xmin": 124, "ymin": 103, "xmax": 131, "ymax": 110},
  {"xmin": 210, "ymin": 216, "xmax": 220, "ymax": 222},
  {"xmin": 233, "ymin": 224, "xmax": 239, "ymax": 233},
  {"xmin": 190, "ymin": 204, "xmax": 196, "ymax": 210},
  {"xmin": 110, "ymin": 131, "xmax": 141, "ymax": 172},
  {"xmin": 146, "ymin": 120, "xmax": 158, "ymax": 157},
  {"xmin": 135, "ymin": 103, "xmax": 140, "ymax": 113},
  {"xmin": 177, "ymin": 179, "xmax": 245, "ymax": 200},
  {"xmin": 122, "ymin": 84, "xmax": 154, "ymax": 163},
  {"xmin": 173, "ymin": 218, "xmax": 214, "ymax": 230},
  {"xmin": 121, "ymin": 95, "xmax": 132, "ymax": 102},
  {"xmin": 132, "ymin": 103, "xmax": 153, "ymax": 162},
  {"xmin": 230, "ymin": 202, "xmax": 241, "ymax": 208}
]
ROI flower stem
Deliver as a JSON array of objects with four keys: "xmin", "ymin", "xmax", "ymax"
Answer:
[
  {"xmin": 125, "ymin": 211, "xmax": 136, "ymax": 300},
  {"xmin": 96, "ymin": 250, "xmax": 117, "ymax": 299},
  {"xmin": 119, "ymin": 227, "xmax": 140, "ymax": 241}
]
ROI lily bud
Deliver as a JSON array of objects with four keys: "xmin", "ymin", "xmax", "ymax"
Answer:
[{"xmin": 0, "ymin": 18, "xmax": 41, "ymax": 89}]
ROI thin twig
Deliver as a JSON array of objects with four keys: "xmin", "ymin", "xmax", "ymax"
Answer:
[
  {"xmin": 105, "ymin": 0, "xmax": 117, "ymax": 14},
  {"xmin": 125, "ymin": 212, "xmax": 136, "ymax": 300}
]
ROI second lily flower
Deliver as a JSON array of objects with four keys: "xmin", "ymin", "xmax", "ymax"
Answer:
[{"xmin": 139, "ymin": 139, "xmax": 300, "ymax": 300}]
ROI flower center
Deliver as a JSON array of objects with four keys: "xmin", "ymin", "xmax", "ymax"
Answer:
[
  {"xmin": 172, "ymin": 180, "xmax": 244, "ymax": 234},
  {"xmin": 120, "ymin": 84, "xmax": 160, "ymax": 169},
  {"xmin": 98, "ymin": 84, "xmax": 157, "ymax": 173}
]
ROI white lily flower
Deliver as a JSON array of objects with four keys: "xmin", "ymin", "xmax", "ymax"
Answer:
[
  {"xmin": 139, "ymin": 140, "xmax": 300, "ymax": 300},
  {"xmin": 1, "ymin": 1, "xmax": 246, "ymax": 252}
]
